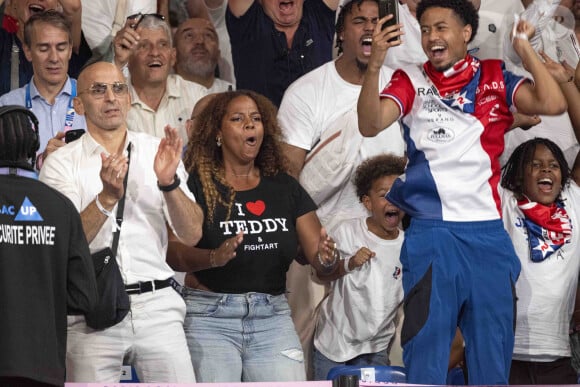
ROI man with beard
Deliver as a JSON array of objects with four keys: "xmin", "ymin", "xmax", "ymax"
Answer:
[
  {"xmin": 174, "ymin": 17, "xmax": 234, "ymax": 93},
  {"xmin": 112, "ymin": 14, "xmax": 206, "ymax": 142},
  {"xmin": 278, "ymin": 0, "xmax": 404, "ymax": 377},
  {"xmin": 279, "ymin": 0, "xmax": 403, "ymax": 227},
  {"xmin": 358, "ymin": 0, "xmax": 567, "ymax": 384}
]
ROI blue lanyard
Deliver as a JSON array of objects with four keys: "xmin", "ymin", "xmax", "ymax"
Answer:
[
  {"xmin": 25, "ymin": 78, "xmax": 76, "ymax": 132},
  {"xmin": 0, "ymin": 167, "xmax": 38, "ymax": 179}
]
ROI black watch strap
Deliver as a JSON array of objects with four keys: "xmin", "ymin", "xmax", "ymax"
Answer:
[{"xmin": 158, "ymin": 174, "xmax": 180, "ymax": 192}]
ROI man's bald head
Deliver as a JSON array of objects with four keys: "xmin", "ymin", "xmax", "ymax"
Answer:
[
  {"xmin": 186, "ymin": 93, "xmax": 219, "ymax": 139},
  {"xmin": 75, "ymin": 62, "xmax": 130, "ymax": 133}
]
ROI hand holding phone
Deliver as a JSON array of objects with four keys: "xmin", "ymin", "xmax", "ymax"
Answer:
[
  {"xmin": 379, "ymin": 0, "xmax": 400, "ymax": 42},
  {"xmin": 65, "ymin": 129, "xmax": 85, "ymax": 143}
]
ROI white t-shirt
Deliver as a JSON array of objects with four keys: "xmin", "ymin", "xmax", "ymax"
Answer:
[
  {"xmin": 278, "ymin": 60, "xmax": 405, "ymax": 228},
  {"xmin": 127, "ymin": 74, "xmax": 207, "ymax": 142},
  {"xmin": 206, "ymin": 1, "xmax": 236, "ymax": 85},
  {"xmin": 81, "ymin": 0, "xmax": 156, "ymax": 50},
  {"xmin": 501, "ymin": 182, "xmax": 580, "ymax": 360},
  {"xmin": 314, "ymin": 217, "xmax": 404, "ymax": 362}
]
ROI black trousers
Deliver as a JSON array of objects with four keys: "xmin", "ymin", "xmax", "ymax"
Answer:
[
  {"xmin": 509, "ymin": 357, "xmax": 578, "ymax": 385},
  {"xmin": 0, "ymin": 377, "xmax": 58, "ymax": 387}
]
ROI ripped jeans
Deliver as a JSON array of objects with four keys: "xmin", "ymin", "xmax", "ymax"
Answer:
[{"xmin": 182, "ymin": 287, "xmax": 306, "ymax": 382}]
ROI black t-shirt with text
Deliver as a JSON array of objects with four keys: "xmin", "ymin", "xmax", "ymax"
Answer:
[{"xmin": 189, "ymin": 172, "xmax": 317, "ymax": 295}]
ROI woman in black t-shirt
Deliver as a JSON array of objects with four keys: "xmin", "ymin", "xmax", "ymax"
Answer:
[{"xmin": 167, "ymin": 90, "xmax": 339, "ymax": 382}]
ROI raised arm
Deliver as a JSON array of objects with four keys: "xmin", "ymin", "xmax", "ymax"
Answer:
[
  {"xmin": 155, "ymin": 126, "xmax": 204, "ymax": 246},
  {"xmin": 323, "ymin": 0, "xmax": 339, "ymax": 11},
  {"xmin": 228, "ymin": 0, "xmax": 254, "ymax": 18},
  {"xmin": 157, "ymin": 0, "xmax": 170, "ymax": 23},
  {"xmin": 80, "ymin": 151, "xmax": 129, "ymax": 242},
  {"xmin": 564, "ymin": 71, "xmax": 580, "ymax": 184},
  {"xmin": 511, "ymin": 20, "xmax": 567, "ymax": 116},
  {"xmin": 186, "ymin": 0, "xmax": 212, "ymax": 19},
  {"xmin": 37, "ymin": 142, "xmax": 129, "ymax": 243},
  {"xmin": 358, "ymin": 14, "xmax": 403, "ymax": 137},
  {"xmin": 59, "ymin": 0, "xmax": 82, "ymax": 53},
  {"xmin": 112, "ymin": 17, "xmax": 141, "ymax": 69},
  {"xmin": 538, "ymin": 52, "xmax": 580, "ymax": 184}
]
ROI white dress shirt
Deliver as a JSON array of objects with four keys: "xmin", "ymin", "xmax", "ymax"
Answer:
[
  {"xmin": 39, "ymin": 129, "xmax": 196, "ymax": 284},
  {"xmin": 127, "ymin": 74, "xmax": 207, "ymax": 142}
]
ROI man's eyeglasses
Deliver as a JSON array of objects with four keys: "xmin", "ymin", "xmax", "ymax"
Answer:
[
  {"xmin": 127, "ymin": 13, "xmax": 166, "ymax": 30},
  {"xmin": 78, "ymin": 82, "xmax": 129, "ymax": 98}
]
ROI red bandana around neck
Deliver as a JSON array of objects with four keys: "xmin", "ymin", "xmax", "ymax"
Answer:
[
  {"xmin": 517, "ymin": 196, "xmax": 572, "ymax": 262},
  {"xmin": 423, "ymin": 55, "xmax": 479, "ymax": 98}
]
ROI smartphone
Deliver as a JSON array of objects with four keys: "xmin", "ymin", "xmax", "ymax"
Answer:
[
  {"xmin": 65, "ymin": 129, "xmax": 85, "ymax": 143},
  {"xmin": 379, "ymin": 0, "xmax": 400, "ymax": 42}
]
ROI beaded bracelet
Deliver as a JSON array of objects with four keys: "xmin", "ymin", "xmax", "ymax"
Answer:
[
  {"xmin": 317, "ymin": 248, "xmax": 339, "ymax": 268},
  {"xmin": 209, "ymin": 249, "xmax": 217, "ymax": 268}
]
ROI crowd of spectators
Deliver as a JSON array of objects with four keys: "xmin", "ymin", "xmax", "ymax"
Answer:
[{"xmin": 0, "ymin": 0, "xmax": 580, "ymax": 385}]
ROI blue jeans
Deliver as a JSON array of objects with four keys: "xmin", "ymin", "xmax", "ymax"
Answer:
[
  {"xmin": 183, "ymin": 287, "xmax": 306, "ymax": 382},
  {"xmin": 313, "ymin": 347, "xmax": 389, "ymax": 380}
]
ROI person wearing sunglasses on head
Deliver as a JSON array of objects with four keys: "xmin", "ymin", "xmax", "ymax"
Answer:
[
  {"xmin": 79, "ymin": 0, "xmax": 169, "ymax": 62},
  {"xmin": 111, "ymin": 13, "xmax": 207, "ymax": 144},
  {"xmin": 0, "ymin": 10, "xmax": 87, "ymax": 170},
  {"xmin": 39, "ymin": 61, "xmax": 204, "ymax": 383}
]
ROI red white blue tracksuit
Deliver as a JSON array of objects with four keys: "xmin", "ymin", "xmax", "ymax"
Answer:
[{"xmin": 380, "ymin": 57, "xmax": 523, "ymax": 385}]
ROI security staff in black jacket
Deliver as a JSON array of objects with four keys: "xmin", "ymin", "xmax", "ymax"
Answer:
[{"xmin": 0, "ymin": 106, "xmax": 97, "ymax": 387}]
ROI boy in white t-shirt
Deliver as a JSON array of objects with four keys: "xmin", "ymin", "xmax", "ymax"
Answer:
[{"xmin": 312, "ymin": 153, "xmax": 406, "ymax": 380}]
